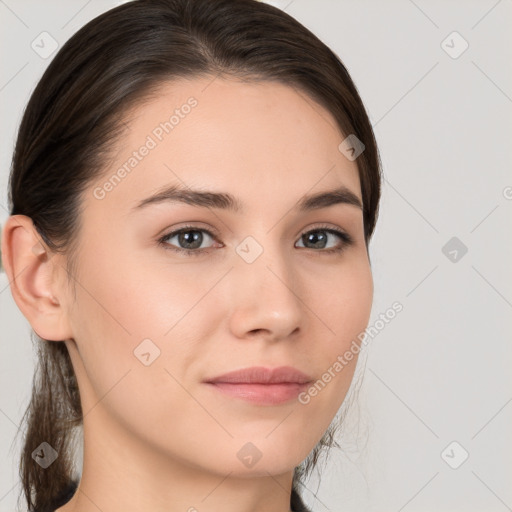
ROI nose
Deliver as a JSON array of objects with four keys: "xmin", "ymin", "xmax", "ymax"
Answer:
[{"xmin": 227, "ymin": 242, "xmax": 305, "ymax": 342}]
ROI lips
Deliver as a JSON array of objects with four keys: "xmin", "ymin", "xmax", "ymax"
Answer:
[
  {"xmin": 204, "ymin": 366, "xmax": 313, "ymax": 406},
  {"xmin": 204, "ymin": 366, "xmax": 313, "ymax": 385}
]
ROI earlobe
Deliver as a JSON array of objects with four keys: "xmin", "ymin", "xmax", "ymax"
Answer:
[{"xmin": 1, "ymin": 214, "xmax": 73, "ymax": 342}]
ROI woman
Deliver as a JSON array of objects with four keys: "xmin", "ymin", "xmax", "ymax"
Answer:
[{"xmin": 1, "ymin": 0, "xmax": 381, "ymax": 511}]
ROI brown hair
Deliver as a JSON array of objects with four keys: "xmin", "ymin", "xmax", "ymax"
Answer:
[{"xmin": 7, "ymin": 0, "xmax": 381, "ymax": 510}]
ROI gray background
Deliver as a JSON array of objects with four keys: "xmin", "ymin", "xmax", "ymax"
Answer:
[{"xmin": 1, "ymin": 0, "xmax": 511, "ymax": 511}]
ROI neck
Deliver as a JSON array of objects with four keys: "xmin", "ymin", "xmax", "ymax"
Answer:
[{"xmin": 57, "ymin": 409, "xmax": 296, "ymax": 512}]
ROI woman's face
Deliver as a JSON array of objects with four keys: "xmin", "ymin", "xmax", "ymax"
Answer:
[{"xmin": 63, "ymin": 76, "xmax": 373, "ymax": 478}]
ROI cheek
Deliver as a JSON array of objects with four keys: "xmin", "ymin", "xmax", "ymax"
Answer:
[
  {"xmin": 329, "ymin": 260, "xmax": 373, "ymax": 373},
  {"xmin": 73, "ymin": 240, "xmax": 206, "ymax": 340},
  {"xmin": 310, "ymin": 255, "xmax": 373, "ymax": 344},
  {"xmin": 67, "ymin": 255, "xmax": 202, "ymax": 440},
  {"xmin": 67, "ymin": 245, "xmax": 217, "ymax": 396},
  {"xmin": 299, "ymin": 257, "xmax": 373, "ymax": 414}
]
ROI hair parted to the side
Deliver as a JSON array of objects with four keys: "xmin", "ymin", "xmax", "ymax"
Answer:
[{"xmin": 8, "ymin": 0, "xmax": 382, "ymax": 510}]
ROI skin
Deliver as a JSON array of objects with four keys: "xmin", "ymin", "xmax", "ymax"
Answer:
[{"xmin": 2, "ymin": 76, "xmax": 373, "ymax": 512}]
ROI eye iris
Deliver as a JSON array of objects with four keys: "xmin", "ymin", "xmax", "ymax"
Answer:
[
  {"xmin": 304, "ymin": 231, "xmax": 327, "ymax": 249},
  {"xmin": 179, "ymin": 230, "xmax": 203, "ymax": 249}
]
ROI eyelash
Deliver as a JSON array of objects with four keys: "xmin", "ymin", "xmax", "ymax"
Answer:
[{"xmin": 157, "ymin": 224, "xmax": 353, "ymax": 257}]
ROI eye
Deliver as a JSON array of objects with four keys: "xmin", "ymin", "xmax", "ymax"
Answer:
[
  {"xmin": 295, "ymin": 225, "xmax": 353, "ymax": 254},
  {"xmin": 158, "ymin": 226, "xmax": 220, "ymax": 256}
]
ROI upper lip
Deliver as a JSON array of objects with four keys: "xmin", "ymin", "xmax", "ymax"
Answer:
[{"xmin": 204, "ymin": 366, "xmax": 313, "ymax": 385}]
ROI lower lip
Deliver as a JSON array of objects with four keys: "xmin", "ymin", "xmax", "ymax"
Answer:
[{"xmin": 205, "ymin": 382, "xmax": 310, "ymax": 405}]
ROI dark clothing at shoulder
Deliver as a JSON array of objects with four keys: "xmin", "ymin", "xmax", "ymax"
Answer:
[
  {"xmin": 291, "ymin": 486, "xmax": 313, "ymax": 512},
  {"xmin": 34, "ymin": 480, "xmax": 78, "ymax": 512}
]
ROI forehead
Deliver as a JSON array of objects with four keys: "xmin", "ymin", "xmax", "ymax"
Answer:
[{"xmin": 86, "ymin": 76, "xmax": 361, "ymax": 216}]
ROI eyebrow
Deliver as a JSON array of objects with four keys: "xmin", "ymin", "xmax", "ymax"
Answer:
[{"xmin": 131, "ymin": 184, "xmax": 363, "ymax": 213}]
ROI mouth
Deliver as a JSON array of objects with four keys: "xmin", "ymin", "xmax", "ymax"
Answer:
[
  {"xmin": 205, "ymin": 382, "xmax": 311, "ymax": 405},
  {"xmin": 203, "ymin": 366, "xmax": 313, "ymax": 406}
]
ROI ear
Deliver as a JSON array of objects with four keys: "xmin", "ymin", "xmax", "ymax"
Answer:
[{"xmin": 1, "ymin": 214, "xmax": 73, "ymax": 342}]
